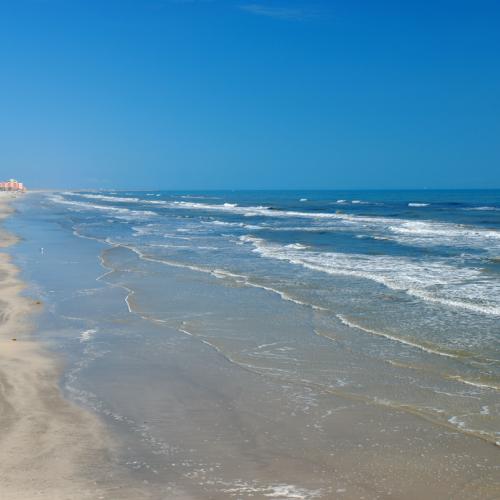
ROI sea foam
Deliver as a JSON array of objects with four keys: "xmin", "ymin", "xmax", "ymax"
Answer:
[{"xmin": 240, "ymin": 235, "xmax": 500, "ymax": 316}]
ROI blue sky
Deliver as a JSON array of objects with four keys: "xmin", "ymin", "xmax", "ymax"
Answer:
[{"xmin": 1, "ymin": 0, "xmax": 499, "ymax": 189}]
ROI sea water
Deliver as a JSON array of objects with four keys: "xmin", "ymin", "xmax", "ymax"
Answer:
[{"xmin": 8, "ymin": 190, "xmax": 500, "ymax": 498}]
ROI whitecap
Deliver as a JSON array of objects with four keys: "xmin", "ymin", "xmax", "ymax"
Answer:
[
  {"xmin": 239, "ymin": 235, "xmax": 500, "ymax": 316},
  {"xmin": 79, "ymin": 329, "xmax": 97, "ymax": 343},
  {"xmin": 285, "ymin": 243, "xmax": 309, "ymax": 250},
  {"xmin": 48, "ymin": 194, "xmax": 156, "ymax": 218},
  {"xmin": 465, "ymin": 206, "xmax": 500, "ymax": 211},
  {"xmin": 66, "ymin": 193, "xmax": 141, "ymax": 203}
]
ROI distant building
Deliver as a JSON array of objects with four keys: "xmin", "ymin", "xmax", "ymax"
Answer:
[{"xmin": 0, "ymin": 179, "xmax": 26, "ymax": 191}]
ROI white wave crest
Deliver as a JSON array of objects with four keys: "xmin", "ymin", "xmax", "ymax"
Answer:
[
  {"xmin": 58, "ymin": 195, "xmax": 500, "ymax": 253},
  {"xmin": 48, "ymin": 194, "xmax": 156, "ymax": 218},
  {"xmin": 79, "ymin": 328, "xmax": 97, "ymax": 343},
  {"xmin": 67, "ymin": 193, "xmax": 141, "ymax": 203},
  {"xmin": 240, "ymin": 235, "xmax": 500, "ymax": 316},
  {"xmin": 465, "ymin": 206, "xmax": 500, "ymax": 211}
]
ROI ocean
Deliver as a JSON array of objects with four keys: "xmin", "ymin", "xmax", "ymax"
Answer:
[{"xmin": 8, "ymin": 190, "xmax": 500, "ymax": 498}]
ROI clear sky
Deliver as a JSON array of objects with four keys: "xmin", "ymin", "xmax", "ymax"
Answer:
[{"xmin": 1, "ymin": 0, "xmax": 499, "ymax": 190}]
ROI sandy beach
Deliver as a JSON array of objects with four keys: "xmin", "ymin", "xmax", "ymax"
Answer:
[{"xmin": 0, "ymin": 192, "xmax": 105, "ymax": 498}]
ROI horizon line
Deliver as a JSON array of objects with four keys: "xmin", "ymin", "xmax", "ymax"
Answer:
[{"xmin": 25, "ymin": 187, "xmax": 500, "ymax": 192}]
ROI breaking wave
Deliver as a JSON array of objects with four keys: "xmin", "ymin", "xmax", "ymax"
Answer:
[
  {"xmin": 240, "ymin": 235, "xmax": 500, "ymax": 316},
  {"xmin": 48, "ymin": 194, "xmax": 156, "ymax": 218}
]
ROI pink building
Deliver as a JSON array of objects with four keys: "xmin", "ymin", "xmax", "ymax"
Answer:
[{"xmin": 0, "ymin": 179, "xmax": 26, "ymax": 191}]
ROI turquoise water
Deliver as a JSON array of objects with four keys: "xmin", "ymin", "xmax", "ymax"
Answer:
[{"xmin": 7, "ymin": 190, "xmax": 500, "ymax": 498}]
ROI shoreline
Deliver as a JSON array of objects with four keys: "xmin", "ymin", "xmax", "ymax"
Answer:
[
  {"xmin": 2, "ymin": 191, "xmax": 500, "ymax": 499},
  {"xmin": 0, "ymin": 192, "xmax": 107, "ymax": 498},
  {"xmin": 0, "ymin": 193, "xmax": 165, "ymax": 499}
]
